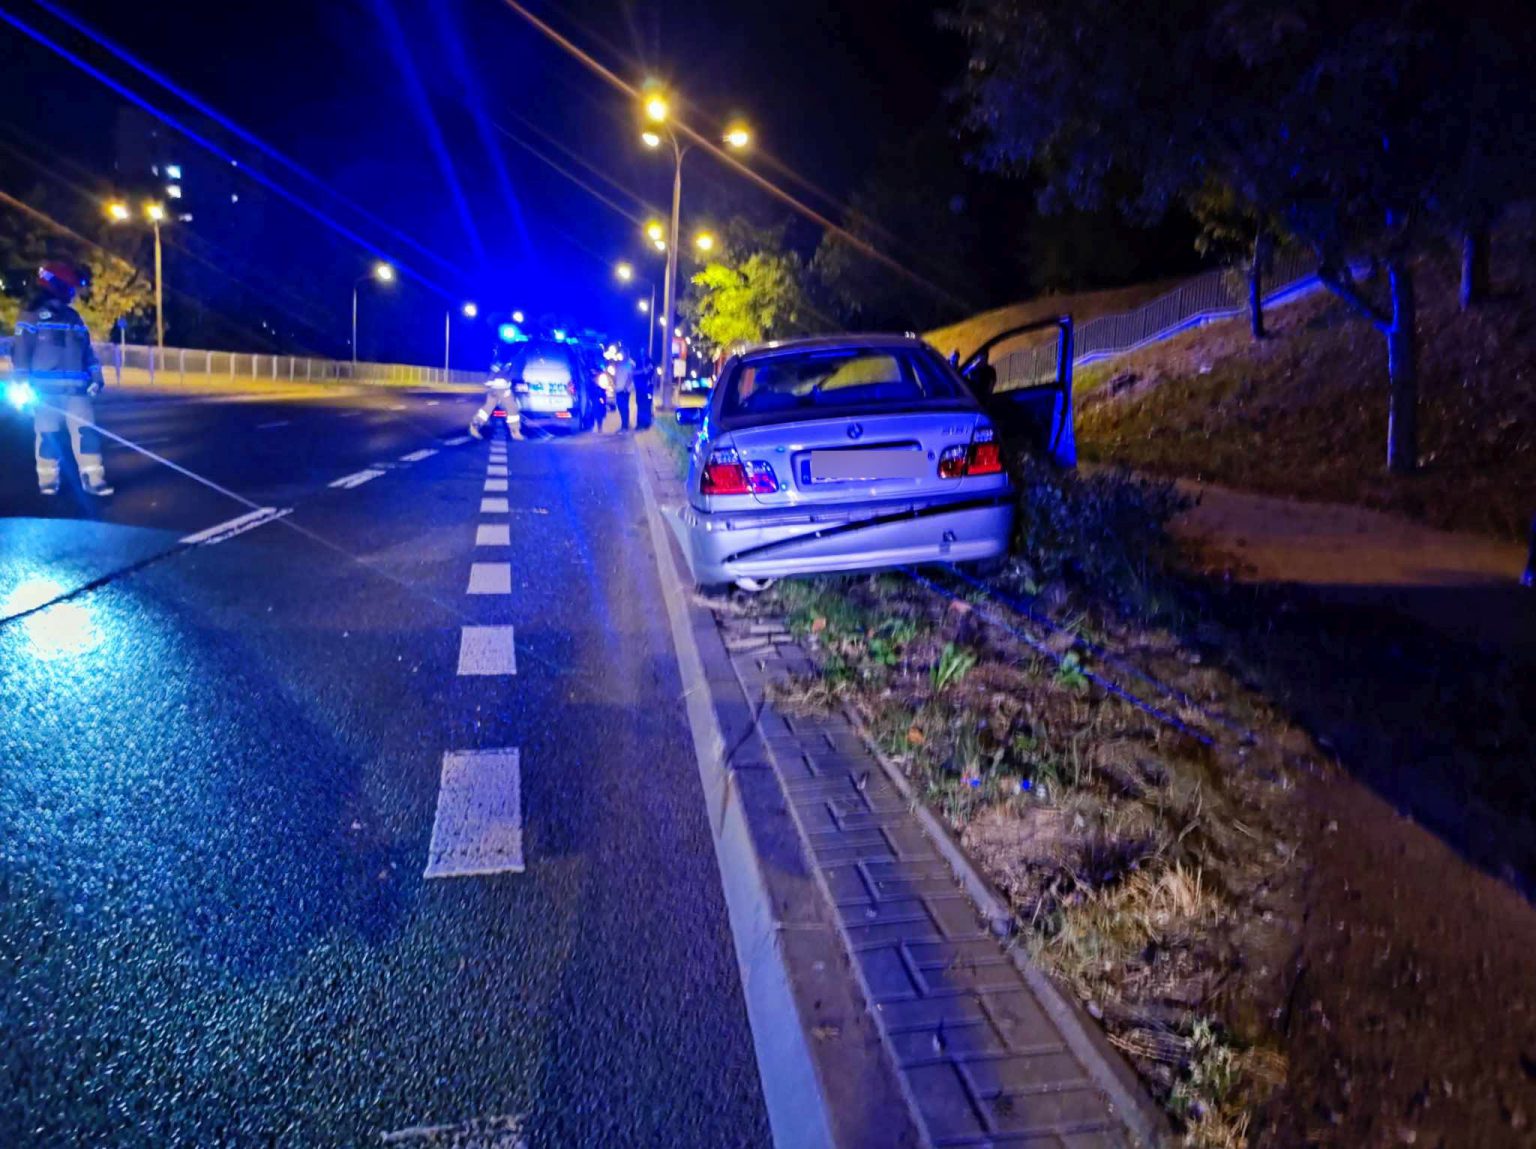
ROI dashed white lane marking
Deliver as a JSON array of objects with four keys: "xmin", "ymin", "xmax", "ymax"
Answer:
[
  {"xmin": 457, "ymin": 626, "xmax": 517, "ymax": 675},
  {"xmin": 383, "ymin": 1114, "xmax": 526, "ymax": 1146},
  {"xmin": 467, "ymin": 562, "xmax": 512, "ymax": 595},
  {"xmin": 328, "ymin": 468, "xmax": 386, "ymax": 489},
  {"xmin": 180, "ymin": 507, "xmax": 292, "ymax": 546},
  {"xmin": 481, "ymin": 497, "xmax": 510, "ymax": 514},
  {"xmin": 475, "ymin": 523, "xmax": 510, "ymax": 546},
  {"xmin": 484, "ymin": 479, "xmax": 508, "ymax": 492},
  {"xmin": 487, "ymin": 465, "xmax": 508, "ymax": 477},
  {"xmin": 256, "ymin": 419, "xmax": 291, "ymax": 430},
  {"xmin": 400, "ymin": 448, "xmax": 437, "ymax": 463},
  {"xmin": 426, "ymin": 400, "xmax": 440, "ymax": 406},
  {"xmin": 444, "ymin": 435, "xmax": 471, "ymax": 446}
]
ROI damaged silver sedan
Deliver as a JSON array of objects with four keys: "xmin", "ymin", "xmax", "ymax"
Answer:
[{"xmin": 679, "ymin": 334, "xmax": 1015, "ymax": 591}]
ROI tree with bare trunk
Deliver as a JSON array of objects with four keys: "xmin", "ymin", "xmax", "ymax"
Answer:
[{"xmin": 943, "ymin": 0, "xmax": 1536, "ymax": 475}]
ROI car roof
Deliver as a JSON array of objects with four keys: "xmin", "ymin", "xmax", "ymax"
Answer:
[{"xmin": 737, "ymin": 332, "xmax": 929, "ymax": 360}]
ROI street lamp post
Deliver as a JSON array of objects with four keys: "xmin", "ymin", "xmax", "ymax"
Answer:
[
  {"xmin": 106, "ymin": 200, "xmax": 168, "ymax": 371},
  {"xmin": 352, "ymin": 261, "xmax": 395, "ymax": 373},
  {"xmin": 616, "ymin": 261, "xmax": 658, "ymax": 363},
  {"xmin": 640, "ymin": 94, "xmax": 748, "ymax": 407},
  {"xmin": 146, "ymin": 204, "xmax": 165, "ymax": 355}
]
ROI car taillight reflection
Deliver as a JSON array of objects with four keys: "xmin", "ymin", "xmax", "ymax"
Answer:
[
  {"xmin": 939, "ymin": 426, "xmax": 1003, "ymax": 478},
  {"xmin": 702, "ymin": 450, "xmax": 779, "ymax": 495}
]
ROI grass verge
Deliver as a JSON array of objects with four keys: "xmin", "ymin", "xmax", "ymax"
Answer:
[{"xmin": 759, "ymin": 559, "xmax": 1311, "ymax": 1147}]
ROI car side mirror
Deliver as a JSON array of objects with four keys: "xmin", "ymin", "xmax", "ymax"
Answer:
[{"xmin": 675, "ymin": 406, "xmax": 705, "ymax": 425}]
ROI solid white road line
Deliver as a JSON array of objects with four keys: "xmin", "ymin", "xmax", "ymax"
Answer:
[
  {"xmin": 328, "ymin": 468, "xmax": 386, "ymax": 489},
  {"xmin": 444, "ymin": 435, "xmax": 471, "ymax": 446},
  {"xmin": 475, "ymin": 523, "xmax": 510, "ymax": 546},
  {"xmin": 180, "ymin": 507, "xmax": 292, "ymax": 546},
  {"xmin": 426, "ymin": 400, "xmax": 440, "ymax": 406},
  {"xmin": 400, "ymin": 448, "xmax": 437, "ymax": 462},
  {"xmin": 484, "ymin": 479, "xmax": 508, "ymax": 492},
  {"xmin": 487, "ymin": 465, "xmax": 508, "ymax": 476},
  {"xmin": 457, "ymin": 625, "xmax": 517, "ymax": 675},
  {"xmin": 256, "ymin": 419, "xmax": 291, "ymax": 430},
  {"xmin": 481, "ymin": 497, "xmax": 510, "ymax": 514},
  {"xmin": 467, "ymin": 562, "xmax": 512, "ymax": 595}
]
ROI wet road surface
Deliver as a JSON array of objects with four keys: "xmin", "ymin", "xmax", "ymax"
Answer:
[{"xmin": 0, "ymin": 387, "xmax": 770, "ymax": 1147}]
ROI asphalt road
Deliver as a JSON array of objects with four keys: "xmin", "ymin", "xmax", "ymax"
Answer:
[{"xmin": 0, "ymin": 387, "xmax": 771, "ymax": 1147}]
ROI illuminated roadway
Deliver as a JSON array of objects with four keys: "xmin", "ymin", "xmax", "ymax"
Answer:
[{"xmin": 0, "ymin": 385, "xmax": 770, "ymax": 1146}]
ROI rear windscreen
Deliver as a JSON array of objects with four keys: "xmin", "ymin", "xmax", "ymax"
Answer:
[
  {"xmin": 501, "ymin": 342, "xmax": 574, "ymax": 384},
  {"xmin": 720, "ymin": 346, "xmax": 968, "ymax": 423}
]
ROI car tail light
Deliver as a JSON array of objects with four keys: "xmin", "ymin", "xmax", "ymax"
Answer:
[
  {"xmin": 701, "ymin": 449, "xmax": 778, "ymax": 495},
  {"xmin": 939, "ymin": 425, "xmax": 1004, "ymax": 478}
]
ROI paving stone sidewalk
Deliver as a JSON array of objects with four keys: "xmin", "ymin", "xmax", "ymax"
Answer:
[{"xmin": 639, "ymin": 431, "xmax": 1160, "ymax": 1148}]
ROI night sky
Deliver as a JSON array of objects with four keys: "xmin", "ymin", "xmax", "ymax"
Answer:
[{"xmin": 0, "ymin": 0, "xmax": 962, "ymax": 363}]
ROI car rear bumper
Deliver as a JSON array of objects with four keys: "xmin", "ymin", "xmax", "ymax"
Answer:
[{"xmin": 681, "ymin": 492, "xmax": 1014, "ymax": 584}]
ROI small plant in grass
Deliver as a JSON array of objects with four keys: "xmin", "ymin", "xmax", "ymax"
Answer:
[
  {"xmin": 931, "ymin": 642, "xmax": 978, "ymax": 691},
  {"xmin": 1055, "ymin": 650, "xmax": 1090, "ymax": 691}
]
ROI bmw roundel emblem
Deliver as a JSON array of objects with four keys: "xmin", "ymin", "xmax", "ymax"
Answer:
[{"xmin": 846, "ymin": 423, "xmax": 864, "ymax": 440}]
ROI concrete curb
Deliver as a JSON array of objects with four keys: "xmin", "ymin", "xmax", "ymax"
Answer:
[{"xmin": 633, "ymin": 442, "xmax": 920, "ymax": 1149}]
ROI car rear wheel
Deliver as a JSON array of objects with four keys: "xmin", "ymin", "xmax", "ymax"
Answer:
[{"xmin": 733, "ymin": 576, "xmax": 775, "ymax": 594}]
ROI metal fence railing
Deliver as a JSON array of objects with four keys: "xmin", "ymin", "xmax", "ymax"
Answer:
[
  {"xmin": 996, "ymin": 247, "xmax": 1322, "ymax": 390},
  {"xmin": 0, "ymin": 338, "xmax": 488, "ymax": 389}
]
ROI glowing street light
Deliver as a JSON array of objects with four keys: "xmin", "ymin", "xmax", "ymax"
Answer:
[
  {"xmin": 352, "ymin": 261, "xmax": 396, "ymax": 371},
  {"xmin": 637, "ymin": 90, "xmax": 753, "ymax": 406},
  {"xmin": 511, "ymin": 310, "xmax": 525, "ymax": 324},
  {"xmin": 106, "ymin": 200, "xmax": 170, "ymax": 356},
  {"xmin": 637, "ymin": 298, "xmax": 649, "ymax": 313},
  {"xmin": 645, "ymin": 220, "xmax": 665, "ymax": 243},
  {"xmin": 462, "ymin": 301, "xmax": 478, "ymax": 318},
  {"xmin": 695, "ymin": 232, "xmax": 715, "ymax": 252},
  {"xmin": 615, "ymin": 261, "xmax": 634, "ymax": 282}
]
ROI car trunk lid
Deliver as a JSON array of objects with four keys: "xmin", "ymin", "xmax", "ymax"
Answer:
[{"xmin": 723, "ymin": 412, "xmax": 982, "ymax": 506}]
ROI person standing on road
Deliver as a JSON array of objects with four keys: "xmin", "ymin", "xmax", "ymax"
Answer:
[
  {"xmin": 610, "ymin": 344, "xmax": 635, "ymax": 432},
  {"xmin": 634, "ymin": 353, "xmax": 654, "ymax": 429},
  {"xmin": 13, "ymin": 262, "xmax": 112, "ymax": 497},
  {"xmin": 469, "ymin": 363, "xmax": 521, "ymax": 441}
]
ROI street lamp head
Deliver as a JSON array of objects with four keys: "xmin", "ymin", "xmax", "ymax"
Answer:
[
  {"xmin": 144, "ymin": 202, "xmax": 167, "ymax": 223},
  {"xmin": 695, "ymin": 232, "xmax": 715, "ymax": 252},
  {"xmin": 615, "ymin": 261, "xmax": 634, "ymax": 282},
  {"xmin": 644, "ymin": 95, "xmax": 669, "ymax": 123},
  {"xmin": 106, "ymin": 201, "xmax": 130, "ymax": 222},
  {"xmin": 462, "ymin": 302, "xmax": 478, "ymax": 318},
  {"xmin": 652, "ymin": 238, "xmax": 667, "ymax": 253},
  {"xmin": 373, "ymin": 261, "xmax": 395, "ymax": 283},
  {"xmin": 723, "ymin": 124, "xmax": 751, "ymax": 150},
  {"xmin": 640, "ymin": 130, "xmax": 662, "ymax": 149},
  {"xmin": 637, "ymin": 298, "xmax": 649, "ymax": 313},
  {"xmin": 512, "ymin": 310, "xmax": 525, "ymax": 324},
  {"xmin": 645, "ymin": 220, "xmax": 665, "ymax": 243}
]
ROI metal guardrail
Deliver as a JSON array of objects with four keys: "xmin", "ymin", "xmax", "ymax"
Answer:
[
  {"xmin": 0, "ymin": 338, "xmax": 488, "ymax": 388},
  {"xmin": 996, "ymin": 247, "xmax": 1321, "ymax": 390}
]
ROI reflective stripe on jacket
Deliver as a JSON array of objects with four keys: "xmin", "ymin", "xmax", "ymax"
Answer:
[{"xmin": 11, "ymin": 293, "xmax": 103, "ymax": 393}]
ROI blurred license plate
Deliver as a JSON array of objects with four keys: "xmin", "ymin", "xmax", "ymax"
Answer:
[{"xmin": 809, "ymin": 449, "xmax": 925, "ymax": 482}]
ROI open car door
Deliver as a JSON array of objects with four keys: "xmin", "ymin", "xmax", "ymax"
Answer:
[{"xmin": 957, "ymin": 315, "xmax": 1076, "ymax": 468}]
